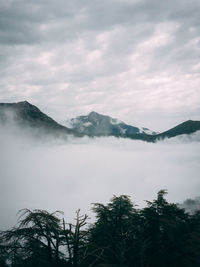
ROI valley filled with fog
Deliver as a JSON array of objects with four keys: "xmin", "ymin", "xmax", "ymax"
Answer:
[{"xmin": 0, "ymin": 128, "xmax": 200, "ymax": 229}]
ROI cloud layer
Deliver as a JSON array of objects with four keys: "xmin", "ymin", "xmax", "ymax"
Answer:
[
  {"xmin": 0, "ymin": 0, "xmax": 200, "ymax": 130},
  {"xmin": 0, "ymin": 129, "xmax": 200, "ymax": 229}
]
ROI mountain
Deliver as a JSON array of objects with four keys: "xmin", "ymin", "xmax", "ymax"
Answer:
[
  {"xmin": 156, "ymin": 120, "xmax": 200, "ymax": 140},
  {"xmin": 0, "ymin": 101, "xmax": 81, "ymax": 138},
  {"xmin": 66, "ymin": 112, "xmax": 200, "ymax": 142},
  {"xmin": 0, "ymin": 101, "xmax": 199, "ymax": 142},
  {"xmin": 65, "ymin": 111, "xmax": 158, "ymax": 138}
]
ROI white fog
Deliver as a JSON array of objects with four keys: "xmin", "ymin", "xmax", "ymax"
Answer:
[{"xmin": 0, "ymin": 128, "xmax": 200, "ymax": 229}]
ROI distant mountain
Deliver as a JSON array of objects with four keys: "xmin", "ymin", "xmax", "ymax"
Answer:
[
  {"xmin": 0, "ymin": 101, "xmax": 199, "ymax": 142},
  {"xmin": 66, "ymin": 112, "xmax": 200, "ymax": 142},
  {"xmin": 156, "ymin": 120, "xmax": 200, "ymax": 140},
  {"xmin": 65, "ymin": 111, "xmax": 158, "ymax": 138},
  {"xmin": 0, "ymin": 101, "xmax": 81, "ymax": 138}
]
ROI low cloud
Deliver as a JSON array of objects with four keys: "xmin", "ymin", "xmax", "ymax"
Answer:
[
  {"xmin": 0, "ymin": 126, "xmax": 199, "ymax": 229},
  {"xmin": 179, "ymin": 197, "xmax": 200, "ymax": 214}
]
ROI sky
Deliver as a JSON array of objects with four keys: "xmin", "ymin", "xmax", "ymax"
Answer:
[{"xmin": 0, "ymin": 0, "xmax": 200, "ymax": 131}]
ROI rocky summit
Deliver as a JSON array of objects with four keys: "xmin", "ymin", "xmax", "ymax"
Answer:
[{"xmin": 65, "ymin": 111, "xmax": 157, "ymax": 137}]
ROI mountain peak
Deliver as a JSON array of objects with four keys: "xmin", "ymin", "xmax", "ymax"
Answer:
[
  {"xmin": 86, "ymin": 111, "xmax": 108, "ymax": 124},
  {"xmin": 15, "ymin": 100, "xmax": 41, "ymax": 112},
  {"xmin": 88, "ymin": 111, "xmax": 102, "ymax": 119},
  {"xmin": 66, "ymin": 111, "xmax": 157, "ymax": 137},
  {"xmin": 88, "ymin": 111, "xmax": 99, "ymax": 116},
  {"xmin": 0, "ymin": 101, "xmax": 79, "ymax": 137},
  {"xmin": 14, "ymin": 100, "xmax": 32, "ymax": 107},
  {"xmin": 18, "ymin": 100, "xmax": 30, "ymax": 104}
]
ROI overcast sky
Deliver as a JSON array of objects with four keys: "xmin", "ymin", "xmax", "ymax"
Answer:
[{"xmin": 0, "ymin": 0, "xmax": 200, "ymax": 131}]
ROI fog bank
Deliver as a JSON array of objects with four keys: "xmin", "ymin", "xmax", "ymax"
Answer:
[{"xmin": 0, "ymin": 128, "xmax": 200, "ymax": 229}]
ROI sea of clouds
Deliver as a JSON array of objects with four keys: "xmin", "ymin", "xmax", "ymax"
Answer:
[{"xmin": 0, "ymin": 127, "xmax": 200, "ymax": 229}]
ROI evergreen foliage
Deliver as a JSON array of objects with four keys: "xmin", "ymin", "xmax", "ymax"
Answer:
[{"xmin": 1, "ymin": 191, "xmax": 200, "ymax": 267}]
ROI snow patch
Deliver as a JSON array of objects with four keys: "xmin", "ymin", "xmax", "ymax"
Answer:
[
  {"xmin": 139, "ymin": 127, "xmax": 158, "ymax": 135},
  {"xmin": 119, "ymin": 127, "xmax": 127, "ymax": 134},
  {"xmin": 83, "ymin": 122, "xmax": 92, "ymax": 127},
  {"xmin": 110, "ymin": 118, "xmax": 123, "ymax": 125}
]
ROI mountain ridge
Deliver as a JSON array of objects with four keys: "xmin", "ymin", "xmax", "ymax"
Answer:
[
  {"xmin": 156, "ymin": 120, "xmax": 200, "ymax": 140},
  {"xmin": 0, "ymin": 101, "xmax": 82, "ymax": 138},
  {"xmin": 65, "ymin": 111, "xmax": 158, "ymax": 137},
  {"xmin": 0, "ymin": 101, "xmax": 199, "ymax": 142}
]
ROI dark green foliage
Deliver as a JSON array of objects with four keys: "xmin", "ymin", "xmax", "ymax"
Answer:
[
  {"xmin": 1, "ymin": 191, "xmax": 200, "ymax": 267},
  {"xmin": 84, "ymin": 191, "xmax": 200, "ymax": 267},
  {"xmin": 0, "ymin": 209, "xmax": 88, "ymax": 267},
  {"xmin": 86, "ymin": 195, "xmax": 140, "ymax": 266},
  {"xmin": 140, "ymin": 190, "xmax": 194, "ymax": 267}
]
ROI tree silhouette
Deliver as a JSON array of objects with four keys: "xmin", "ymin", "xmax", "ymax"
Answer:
[
  {"xmin": 0, "ymin": 209, "xmax": 89, "ymax": 267},
  {"xmin": 1, "ymin": 191, "xmax": 200, "ymax": 267},
  {"xmin": 62, "ymin": 209, "xmax": 89, "ymax": 267},
  {"xmin": 140, "ymin": 190, "xmax": 199, "ymax": 267},
  {"xmin": 0, "ymin": 209, "xmax": 64, "ymax": 266},
  {"xmin": 86, "ymin": 195, "xmax": 140, "ymax": 266}
]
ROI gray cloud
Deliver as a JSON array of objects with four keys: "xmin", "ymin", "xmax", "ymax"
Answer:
[
  {"xmin": 0, "ymin": 127, "xmax": 200, "ymax": 229},
  {"xmin": 0, "ymin": 0, "xmax": 200, "ymax": 131}
]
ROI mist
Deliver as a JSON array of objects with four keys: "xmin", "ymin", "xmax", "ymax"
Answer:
[{"xmin": 0, "ymin": 126, "xmax": 200, "ymax": 229}]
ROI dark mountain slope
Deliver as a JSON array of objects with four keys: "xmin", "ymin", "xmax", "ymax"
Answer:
[
  {"xmin": 0, "ymin": 101, "xmax": 81, "ymax": 138},
  {"xmin": 156, "ymin": 120, "xmax": 200, "ymax": 140}
]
